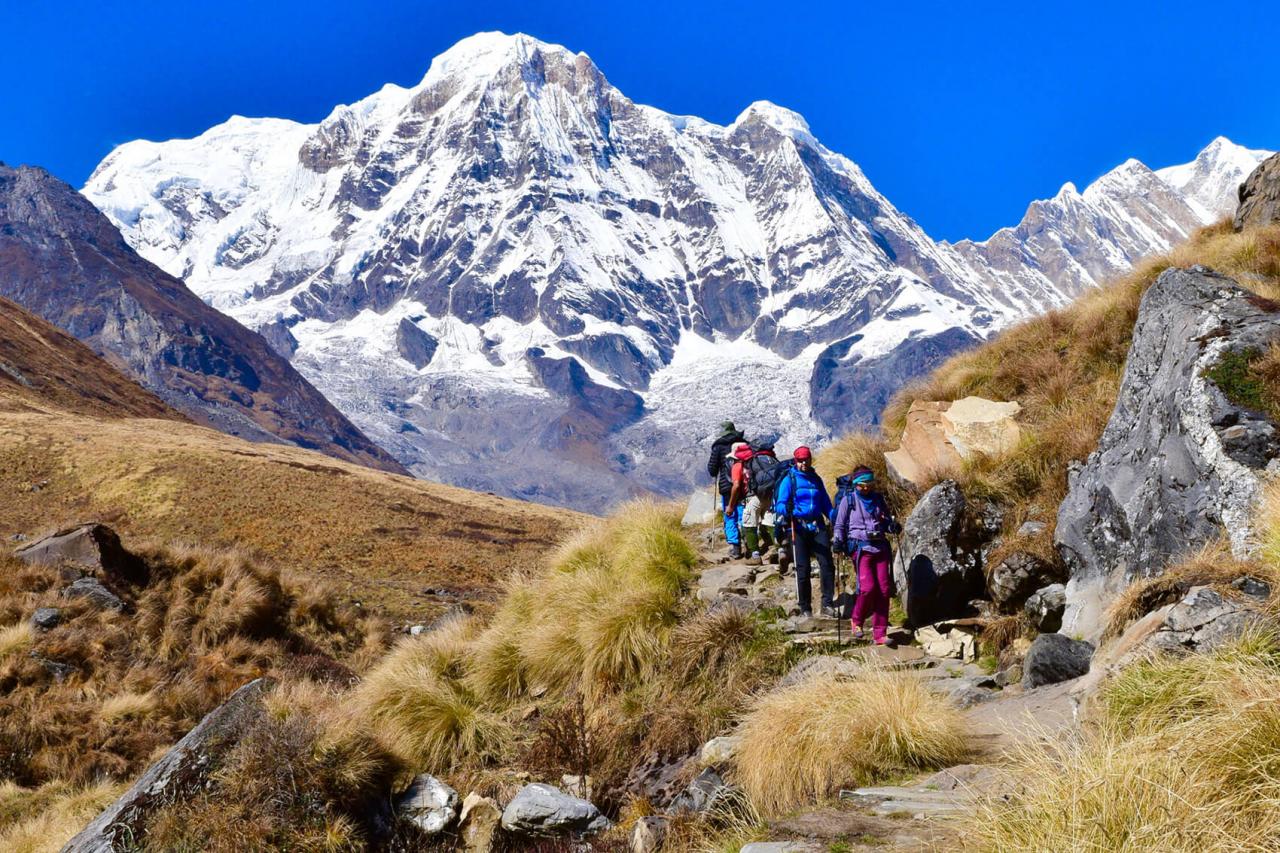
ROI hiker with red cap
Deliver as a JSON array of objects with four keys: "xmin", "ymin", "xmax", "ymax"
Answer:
[
  {"xmin": 771, "ymin": 446, "xmax": 836, "ymax": 618},
  {"xmin": 832, "ymin": 465, "xmax": 902, "ymax": 644}
]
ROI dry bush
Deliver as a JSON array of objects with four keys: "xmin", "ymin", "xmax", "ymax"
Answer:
[
  {"xmin": 733, "ymin": 669, "xmax": 969, "ymax": 814},
  {"xmin": 0, "ymin": 779, "xmax": 125, "ymax": 853},
  {"xmin": 966, "ymin": 632, "xmax": 1280, "ymax": 851},
  {"xmin": 813, "ymin": 430, "xmax": 916, "ymax": 516}
]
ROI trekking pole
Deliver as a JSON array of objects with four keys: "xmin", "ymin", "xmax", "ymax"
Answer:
[{"xmin": 836, "ymin": 551, "xmax": 843, "ymax": 646}]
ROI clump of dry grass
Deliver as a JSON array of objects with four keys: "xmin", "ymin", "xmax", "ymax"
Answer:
[
  {"xmin": 733, "ymin": 668, "xmax": 969, "ymax": 814},
  {"xmin": 0, "ymin": 779, "xmax": 126, "ymax": 853},
  {"xmin": 1101, "ymin": 541, "xmax": 1275, "ymax": 643},
  {"xmin": 966, "ymin": 631, "xmax": 1280, "ymax": 851}
]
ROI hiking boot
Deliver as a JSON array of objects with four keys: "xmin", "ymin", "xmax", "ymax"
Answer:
[
  {"xmin": 820, "ymin": 605, "xmax": 841, "ymax": 620},
  {"xmin": 767, "ymin": 549, "xmax": 779, "ymax": 565},
  {"xmin": 746, "ymin": 551, "xmax": 762, "ymax": 566},
  {"xmin": 778, "ymin": 549, "xmax": 792, "ymax": 572},
  {"xmin": 729, "ymin": 544, "xmax": 742, "ymax": 560}
]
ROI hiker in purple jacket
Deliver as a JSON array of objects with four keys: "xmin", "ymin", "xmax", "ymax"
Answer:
[{"xmin": 832, "ymin": 465, "xmax": 901, "ymax": 644}]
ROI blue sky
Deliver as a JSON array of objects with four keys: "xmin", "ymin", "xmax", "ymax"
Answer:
[{"xmin": 4, "ymin": 0, "xmax": 1277, "ymax": 241}]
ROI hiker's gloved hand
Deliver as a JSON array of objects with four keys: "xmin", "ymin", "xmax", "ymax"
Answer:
[
  {"xmin": 888, "ymin": 520, "xmax": 903, "ymax": 535},
  {"xmin": 833, "ymin": 539, "xmax": 846, "ymax": 555}
]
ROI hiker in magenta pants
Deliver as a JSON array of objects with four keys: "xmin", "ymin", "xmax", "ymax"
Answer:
[{"xmin": 832, "ymin": 466, "xmax": 901, "ymax": 644}]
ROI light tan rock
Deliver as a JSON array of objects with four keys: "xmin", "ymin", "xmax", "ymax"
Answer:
[
  {"xmin": 915, "ymin": 624, "xmax": 978, "ymax": 661},
  {"xmin": 459, "ymin": 792, "xmax": 501, "ymax": 852},
  {"xmin": 886, "ymin": 397, "xmax": 1021, "ymax": 487},
  {"xmin": 631, "ymin": 815, "xmax": 668, "ymax": 853}
]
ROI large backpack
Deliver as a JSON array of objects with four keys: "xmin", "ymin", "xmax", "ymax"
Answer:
[
  {"xmin": 831, "ymin": 473, "xmax": 855, "ymax": 523},
  {"xmin": 746, "ymin": 443, "xmax": 789, "ymax": 500}
]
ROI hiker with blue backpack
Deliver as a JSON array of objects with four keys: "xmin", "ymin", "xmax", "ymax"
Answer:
[
  {"xmin": 727, "ymin": 440, "xmax": 779, "ymax": 566},
  {"xmin": 831, "ymin": 465, "xmax": 902, "ymax": 645},
  {"xmin": 772, "ymin": 446, "xmax": 837, "ymax": 618}
]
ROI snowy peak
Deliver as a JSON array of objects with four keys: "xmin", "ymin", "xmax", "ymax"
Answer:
[{"xmin": 1156, "ymin": 136, "xmax": 1271, "ymax": 220}]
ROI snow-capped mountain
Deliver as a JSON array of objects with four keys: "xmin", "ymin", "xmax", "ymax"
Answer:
[{"xmin": 83, "ymin": 32, "xmax": 1272, "ymax": 510}]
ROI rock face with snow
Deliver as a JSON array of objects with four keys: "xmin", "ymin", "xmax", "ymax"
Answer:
[
  {"xmin": 1057, "ymin": 266, "xmax": 1280, "ymax": 642},
  {"xmin": 0, "ymin": 164, "xmax": 405, "ymax": 474},
  {"xmin": 82, "ymin": 32, "xmax": 1272, "ymax": 510}
]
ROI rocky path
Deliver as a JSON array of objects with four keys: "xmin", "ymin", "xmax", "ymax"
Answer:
[{"xmin": 692, "ymin": 541, "xmax": 1077, "ymax": 851}]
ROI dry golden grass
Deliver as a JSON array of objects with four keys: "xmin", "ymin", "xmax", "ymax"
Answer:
[
  {"xmin": 966, "ymin": 632, "xmax": 1280, "ymax": 852},
  {"xmin": 0, "ymin": 622, "xmax": 34, "ymax": 658},
  {"xmin": 0, "ymin": 410, "xmax": 581, "ymax": 624},
  {"xmin": 853, "ymin": 222, "xmax": 1280, "ymax": 571},
  {"xmin": 0, "ymin": 541, "xmax": 381, "ymax": 788},
  {"xmin": 0, "ymin": 779, "xmax": 126, "ymax": 853},
  {"xmin": 733, "ymin": 669, "xmax": 969, "ymax": 815}
]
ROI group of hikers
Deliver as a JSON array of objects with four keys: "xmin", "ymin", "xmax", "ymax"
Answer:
[{"xmin": 707, "ymin": 421, "xmax": 901, "ymax": 645}]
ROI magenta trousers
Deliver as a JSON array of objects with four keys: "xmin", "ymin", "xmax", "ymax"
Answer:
[{"xmin": 850, "ymin": 546, "xmax": 892, "ymax": 642}]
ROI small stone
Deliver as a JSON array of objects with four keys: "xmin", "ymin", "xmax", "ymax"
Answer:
[
  {"xmin": 1016, "ymin": 520, "xmax": 1047, "ymax": 538},
  {"xmin": 994, "ymin": 664, "xmax": 1023, "ymax": 687},
  {"xmin": 396, "ymin": 773, "xmax": 458, "ymax": 834},
  {"xmin": 500, "ymin": 783, "xmax": 610, "ymax": 838},
  {"xmin": 1233, "ymin": 576, "xmax": 1271, "ymax": 599},
  {"xmin": 31, "ymin": 607, "xmax": 61, "ymax": 631},
  {"xmin": 631, "ymin": 815, "xmax": 668, "ymax": 853},
  {"xmin": 1024, "ymin": 584, "xmax": 1066, "ymax": 633},
  {"xmin": 409, "ymin": 624, "xmax": 427, "ymax": 636},
  {"xmin": 459, "ymin": 793, "xmax": 501, "ymax": 852},
  {"xmin": 667, "ymin": 767, "xmax": 737, "ymax": 815},
  {"xmin": 700, "ymin": 735, "xmax": 741, "ymax": 766},
  {"xmin": 63, "ymin": 577, "xmax": 124, "ymax": 612}
]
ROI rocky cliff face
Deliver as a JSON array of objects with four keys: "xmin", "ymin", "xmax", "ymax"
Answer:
[
  {"xmin": 1235, "ymin": 152, "xmax": 1280, "ymax": 231},
  {"xmin": 1056, "ymin": 266, "xmax": 1280, "ymax": 641},
  {"xmin": 81, "ymin": 32, "xmax": 1272, "ymax": 509},
  {"xmin": 0, "ymin": 164, "xmax": 406, "ymax": 474}
]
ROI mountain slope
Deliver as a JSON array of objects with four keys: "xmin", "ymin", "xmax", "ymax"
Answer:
[
  {"xmin": 0, "ymin": 164, "xmax": 407, "ymax": 474},
  {"xmin": 82, "ymin": 32, "xmax": 1273, "ymax": 509},
  {"xmin": 0, "ymin": 295, "xmax": 180, "ymax": 420}
]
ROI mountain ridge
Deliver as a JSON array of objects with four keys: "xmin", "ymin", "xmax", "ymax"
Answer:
[{"xmin": 82, "ymin": 31, "xmax": 1273, "ymax": 509}]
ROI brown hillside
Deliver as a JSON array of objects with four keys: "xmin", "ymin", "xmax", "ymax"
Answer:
[
  {"xmin": 0, "ymin": 297, "xmax": 180, "ymax": 421},
  {"xmin": 0, "ymin": 411, "xmax": 581, "ymax": 623}
]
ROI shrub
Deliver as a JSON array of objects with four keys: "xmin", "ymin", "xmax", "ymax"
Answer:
[{"xmin": 733, "ymin": 668, "xmax": 969, "ymax": 814}]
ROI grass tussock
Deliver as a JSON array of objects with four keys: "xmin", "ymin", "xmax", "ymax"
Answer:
[
  {"xmin": 859, "ymin": 223, "xmax": 1280, "ymax": 568},
  {"xmin": 1101, "ymin": 541, "xmax": 1277, "ymax": 642},
  {"xmin": 967, "ymin": 631, "xmax": 1280, "ymax": 852},
  {"xmin": 0, "ymin": 779, "xmax": 126, "ymax": 853},
  {"xmin": 733, "ymin": 668, "xmax": 969, "ymax": 815}
]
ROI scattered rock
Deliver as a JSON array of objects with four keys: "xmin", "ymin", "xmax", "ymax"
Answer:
[
  {"xmin": 1016, "ymin": 520, "xmax": 1047, "ymax": 538},
  {"xmin": 15, "ymin": 523, "xmax": 148, "ymax": 586},
  {"xmin": 1233, "ymin": 575, "xmax": 1271, "ymax": 599},
  {"xmin": 1235, "ymin": 152, "xmax": 1280, "ymax": 231},
  {"xmin": 667, "ymin": 767, "xmax": 737, "ymax": 816},
  {"xmin": 1022, "ymin": 633, "xmax": 1093, "ymax": 688},
  {"xmin": 740, "ymin": 843, "xmax": 823, "ymax": 853},
  {"xmin": 896, "ymin": 480, "xmax": 996, "ymax": 627},
  {"xmin": 885, "ymin": 397, "xmax": 1022, "ymax": 487},
  {"xmin": 1024, "ymin": 583, "xmax": 1066, "ymax": 633},
  {"xmin": 630, "ymin": 815, "xmax": 668, "ymax": 853},
  {"xmin": 63, "ymin": 577, "xmax": 124, "ymax": 612},
  {"xmin": 63, "ymin": 679, "xmax": 272, "ymax": 852},
  {"xmin": 994, "ymin": 664, "xmax": 1023, "ymax": 688},
  {"xmin": 700, "ymin": 735, "xmax": 741, "ymax": 766},
  {"xmin": 30, "ymin": 653, "xmax": 77, "ymax": 682},
  {"xmin": 1057, "ymin": 267, "xmax": 1280, "ymax": 641},
  {"xmin": 915, "ymin": 623, "xmax": 978, "ymax": 661},
  {"xmin": 396, "ymin": 773, "xmax": 459, "ymax": 835},
  {"xmin": 989, "ymin": 552, "xmax": 1056, "ymax": 608},
  {"xmin": 1148, "ymin": 586, "xmax": 1270, "ymax": 654},
  {"xmin": 619, "ymin": 751, "xmax": 697, "ymax": 808},
  {"xmin": 935, "ymin": 674, "xmax": 999, "ymax": 708},
  {"xmin": 31, "ymin": 607, "xmax": 61, "ymax": 631},
  {"xmin": 458, "ymin": 792, "xmax": 501, "ymax": 852},
  {"xmin": 499, "ymin": 783, "xmax": 610, "ymax": 838}
]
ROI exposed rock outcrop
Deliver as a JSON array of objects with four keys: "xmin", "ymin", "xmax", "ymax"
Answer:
[
  {"xmin": 1147, "ymin": 586, "xmax": 1271, "ymax": 655},
  {"xmin": 1235, "ymin": 152, "xmax": 1280, "ymax": 231},
  {"xmin": 499, "ymin": 783, "xmax": 610, "ymax": 838},
  {"xmin": 63, "ymin": 678, "xmax": 272, "ymax": 852},
  {"xmin": 1022, "ymin": 633, "xmax": 1093, "ymax": 688},
  {"xmin": 16, "ymin": 523, "xmax": 148, "ymax": 586},
  {"xmin": 1057, "ymin": 266, "xmax": 1280, "ymax": 641},
  {"xmin": 1024, "ymin": 584, "xmax": 1066, "ymax": 633},
  {"xmin": 395, "ymin": 773, "xmax": 459, "ymax": 835}
]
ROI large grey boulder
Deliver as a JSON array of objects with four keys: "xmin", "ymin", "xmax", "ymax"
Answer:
[
  {"xmin": 1057, "ymin": 267, "xmax": 1280, "ymax": 641},
  {"xmin": 499, "ymin": 783, "xmax": 610, "ymax": 838},
  {"xmin": 1235, "ymin": 152, "xmax": 1280, "ymax": 231},
  {"xmin": 16, "ymin": 524, "xmax": 148, "ymax": 585},
  {"xmin": 1022, "ymin": 633, "xmax": 1094, "ymax": 688},
  {"xmin": 63, "ymin": 577, "xmax": 124, "ymax": 612},
  {"xmin": 895, "ymin": 480, "xmax": 998, "ymax": 627},
  {"xmin": 63, "ymin": 678, "xmax": 272, "ymax": 852},
  {"xmin": 989, "ymin": 552, "xmax": 1057, "ymax": 608},
  {"xmin": 395, "ymin": 773, "xmax": 459, "ymax": 835}
]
